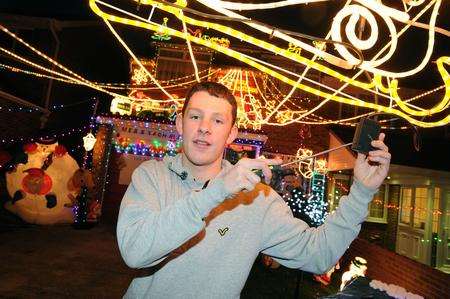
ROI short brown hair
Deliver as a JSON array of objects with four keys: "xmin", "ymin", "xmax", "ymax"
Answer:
[{"xmin": 182, "ymin": 81, "xmax": 237, "ymax": 124}]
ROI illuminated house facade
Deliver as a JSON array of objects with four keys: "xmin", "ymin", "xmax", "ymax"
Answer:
[{"xmin": 327, "ymin": 127, "xmax": 450, "ymax": 273}]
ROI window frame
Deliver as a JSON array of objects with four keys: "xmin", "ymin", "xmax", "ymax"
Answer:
[
  {"xmin": 399, "ymin": 185, "xmax": 430, "ymax": 231},
  {"xmin": 328, "ymin": 173, "xmax": 351, "ymax": 212},
  {"xmin": 400, "ymin": 187, "xmax": 413, "ymax": 225},
  {"xmin": 366, "ymin": 183, "xmax": 389, "ymax": 223}
]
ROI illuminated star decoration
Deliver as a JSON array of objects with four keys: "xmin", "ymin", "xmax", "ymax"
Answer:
[
  {"xmin": 131, "ymin": 68, "xmax": 149, "ymax": 85},
  {"xmin": 312, "ymin": 41, "xmax": 326, "ymax": 60},
  {"xmin": 151, "ymin": 17, "xmax": 171, "ymax": 41},
  {"xmin": 296, "ymin": 148, "xmax": 314, "ymax": 178}
]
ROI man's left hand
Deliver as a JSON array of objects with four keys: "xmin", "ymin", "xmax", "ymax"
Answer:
[{"xmin": 354, "ymin": 133, "xmax": 391, "ymax": 190}]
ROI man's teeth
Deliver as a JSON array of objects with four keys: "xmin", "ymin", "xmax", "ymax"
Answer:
[{"xmin": 195, "ymin": 140, "xmax": 209, "ymax": 145}]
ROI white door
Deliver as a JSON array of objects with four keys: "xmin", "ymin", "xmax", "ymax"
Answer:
[{"xmin": 396, "ymin": 187, "xmax": 429, "ymax": 264}]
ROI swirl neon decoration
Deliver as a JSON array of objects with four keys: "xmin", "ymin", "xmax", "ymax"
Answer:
[{"xmin": 89, "ymin": 0, "xmax": 450, "ymax": 128}]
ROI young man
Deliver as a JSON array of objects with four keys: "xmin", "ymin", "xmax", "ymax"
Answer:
[{"xmin": 117, "ymin": 82, "xmax": 391, "ymax": 298}]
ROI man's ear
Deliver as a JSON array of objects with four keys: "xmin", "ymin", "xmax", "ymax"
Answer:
[
  {"xmin": 226, "ymin": 125, "xmax": 238, "ymax": 145},
  {"xmin": 175, "ymin": 114, "xmax": 183, "ymax": 135}
]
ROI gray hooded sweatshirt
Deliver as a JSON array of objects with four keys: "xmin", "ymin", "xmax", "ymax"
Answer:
[{"xmin": 117, "ymin": 154, "xmax": 377, "ymax": 298}]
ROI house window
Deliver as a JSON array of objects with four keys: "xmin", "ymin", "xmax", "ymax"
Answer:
[
  {"xmin": 328, "ymin": 174, "xmax": 351, "ymax": 212},
  {"xmin": 400, "ymin": 186, "xmax": 431, "ymax": 230},
  {"xmin": 367, "ymin": 184, "xmax": 387, "ymax": 223},
  {"xmin": 413, "ymin": 187, "xmax": 428, "ymax": 229},
  {"xmin": 401, "ymin": 188, "xmax": 413, "ymax": 224}
]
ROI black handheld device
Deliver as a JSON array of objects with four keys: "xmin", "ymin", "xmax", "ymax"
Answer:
[
  {"xmin": 253, "ymin": 165, "xmax": 295, "ymax": 191},
  {"xmin": 351, "ymin": 118, "xmax": 381, "ymax": 154}
]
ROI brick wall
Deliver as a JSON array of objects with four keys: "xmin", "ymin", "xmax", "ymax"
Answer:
[
  {"xmin": 386, "ymin": 184, "xmax": 400, "ymax": 251},
  {"xmin": 343, "ymin": 238, "xmax": 450, "ymax": 298},
  {"xmin": 360, "ymin": 222, "xmax": 388, "ymax": 247},
  {"xmin": 263, "ymin": 123, "xmax": 329, "ymax": 155}
]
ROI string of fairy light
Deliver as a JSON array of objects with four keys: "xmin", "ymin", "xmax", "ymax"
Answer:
[
  {"xmin": 0, "ymin": 125, "xmax": 92, "ymax": 145},
  {"xmin": 0, "ymin": 24, "xmax": 182, "ymax": 106},
  {"xmin": 1, "ymin": 51, "xmax": 441, "ymax": 131},
  {"xmin": 0, "ymin": 62, "xmax": 216, "ymax": 90},
  {"xmin": 0, "ymin": 98, "xmax": 95, "ymax": 113},
  {"xmin": 98, "ymin": 68, "xmax": 211, "ymax": 88},
  {"xmin": 370, "ymin": 198, "xmax": 450, "ymax": 217},
  {"xmin": 0, "ymin": 27, "xmax": 139, "ymax": 102},
  {"xmin": 326, "ymin": 174, "xmax": 450, "ymax": 217}
]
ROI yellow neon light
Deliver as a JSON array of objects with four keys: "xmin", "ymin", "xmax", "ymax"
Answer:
[
  {"xmin": 191, "ymin": 0, "xmax": 447, "ymax": 117},
  {"xmin": 89, "ymin": 0, "xmax": 450, "ymax": 128},
  {"xmin": 129, "ymin": 0, "xmax": 372, "ymax": 87},
  {"xmin": 145, "ymin": 1, "xmax": 449, "ymax": 119},
  {"xmin": 89, "ymin": 1, "xmax": 394, "ymax": 119},
  {"xmin": 388, "ymin": 56, "xmax": 450, "ymax": 116},
  {"xmin": 0, "ymin": 13, "xmax": 390, "ymax": 129},
  {"xmin": 180, "ymin": 12, "xmax": 200, "ymax": 82},
  {"xmin": 201, "ymin": 0, "xmax": 441, "ymax": 78}
]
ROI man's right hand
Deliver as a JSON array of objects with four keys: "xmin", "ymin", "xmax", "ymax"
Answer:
[{"xmin": 221, "ymin": 158, "xmax": 282, "ymax": 195}]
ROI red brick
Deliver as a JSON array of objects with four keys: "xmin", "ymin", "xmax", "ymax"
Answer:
[{"xmin": 344, "ymin": 238, "xmax": 450, "ymax": 298}]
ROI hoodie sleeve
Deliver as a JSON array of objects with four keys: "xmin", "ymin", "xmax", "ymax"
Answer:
[
  {"xmin": 260, "ymin": 180, "xmax": 377, "ymax": 274},
  {"xmin": 117, "ymin": 162, "xmax": 228, "ymax": 269}
]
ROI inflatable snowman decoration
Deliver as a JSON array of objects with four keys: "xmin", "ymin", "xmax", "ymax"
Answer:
[
  {"xmin": 340, "ymin": 257, "xmax": 368, "ymax": 291},
  {"xmin": 5, "ymin": 140, "xmax": 79, "ymax": 224}
]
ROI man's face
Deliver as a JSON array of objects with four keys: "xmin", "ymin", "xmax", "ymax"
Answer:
[{"xmin": 176, "ymin": 91, "xmax": 237, "ymax": 167}]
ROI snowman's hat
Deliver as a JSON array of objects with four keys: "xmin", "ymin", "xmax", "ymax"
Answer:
[
  {"xmin": 37, "ymin": 128, "xmax": 57, "ymax": 145},
  {"xmin": 37, "ymin": 136, "xmax": 57, "ymax": 145},
  {"xmin": 352, "ymin": 257, "xmax": 367, "ymax": 268}
]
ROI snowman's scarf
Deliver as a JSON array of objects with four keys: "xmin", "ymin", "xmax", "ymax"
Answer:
[{"xmin": 41, "ymin": 152, "xmax": 54, "ymax": 171}]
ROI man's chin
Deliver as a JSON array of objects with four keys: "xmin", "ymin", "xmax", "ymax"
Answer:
[
  {"xmin": 184, "ymin": 153, "xmax": 216, "ymax": 167},
  {"xmin": 189, "ymin": 158, "xmax": 213, "ymax": 167}
]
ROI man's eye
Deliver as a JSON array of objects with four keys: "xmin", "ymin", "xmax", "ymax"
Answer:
[
  {"xmin": 215, "ymin": 119, "xmax": 224, "ymax": 124},
  {"xmin": 190, "ymin": 115, "xmax": 199, "ymax": 120}
]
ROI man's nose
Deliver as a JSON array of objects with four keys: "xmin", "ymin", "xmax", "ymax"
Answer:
[{"xmin": 198, "ymin": 119, "xmax": 211, "ymax": 134}]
